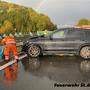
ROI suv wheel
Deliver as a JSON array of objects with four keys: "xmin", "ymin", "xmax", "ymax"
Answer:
[
  {"xmin": 80, "ymin": 46, "xmax": 90, "ymax": 59},
  {"xmin": 28, "ymin": 45, "xmax": 41, "ymax": 57}
]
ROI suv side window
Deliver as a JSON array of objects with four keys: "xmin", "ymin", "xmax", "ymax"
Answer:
[
  {"xmin": 52, "ymin": 29, "xmax": 68, "ymax": 39},
  {"xmin": 85, "ymin": 30, "xmax": 90, "ymax": 40},
  {"xmin": 66, "ymin": 29, "xmax": 84, "ymax": 39}
]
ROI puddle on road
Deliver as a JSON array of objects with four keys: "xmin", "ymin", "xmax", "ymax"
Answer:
[{"xmin": 0, "ymin": 56, "xmax": 90, "ymax": 90}]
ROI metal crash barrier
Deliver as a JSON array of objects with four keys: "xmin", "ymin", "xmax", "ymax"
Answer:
[{"xmin": 0, "ymin": 53, "xmax": 27, "ymax": 70}]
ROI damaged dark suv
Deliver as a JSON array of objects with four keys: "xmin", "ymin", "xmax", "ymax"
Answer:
[{"xmin": 22, "ymin": 28, "xmax": 90, "ymax": 59}]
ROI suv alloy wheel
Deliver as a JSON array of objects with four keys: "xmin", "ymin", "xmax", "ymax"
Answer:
[
  {"xmin": 28, "ymin": 44, "xmax": 41, "ymax": 57},
  {"xmin": 80, "ymin": 46, "xmax": 90, "ymax": 59}
]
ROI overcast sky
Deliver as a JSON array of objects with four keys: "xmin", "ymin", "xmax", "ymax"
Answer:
[{"xmin": 1, "ymin": 0, "xmax": 90, "ymax": 26}]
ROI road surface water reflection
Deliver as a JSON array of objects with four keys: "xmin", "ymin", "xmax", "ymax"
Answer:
[{"xmin": 0, "ymin": 56, "xmax": 90, "ymax": 90}]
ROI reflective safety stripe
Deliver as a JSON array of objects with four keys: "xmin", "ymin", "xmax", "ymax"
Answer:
[
  {"xmin": 14, "ymin": 56, "xmax": 18, "ymax": 60},
  {"xmin": 5, "ymin": 56, "xmax": 9, "ymax": 60},
  {"xmin": 5, "ymin": 42, "xmax": 16, "ymax": 44}
]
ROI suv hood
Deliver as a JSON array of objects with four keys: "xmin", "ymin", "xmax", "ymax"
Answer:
[{"xmin": 23, "ymin": 35, "xmax": 47, "ymax": 44}]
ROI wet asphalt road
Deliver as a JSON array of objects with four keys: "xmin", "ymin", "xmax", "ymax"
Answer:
[{"xmin": 0, "ymin": 55, "xmax": 90, "ymax": 90}]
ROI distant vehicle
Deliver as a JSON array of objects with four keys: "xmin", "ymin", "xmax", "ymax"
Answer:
[{"xmin": 22, "ymin": 28, "xmax": 90, "ymax": 59}]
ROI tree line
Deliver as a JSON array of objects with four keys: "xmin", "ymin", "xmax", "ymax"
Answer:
[
  {"xmin": 77, "ymin": 19, "xmax": 90, "ymax": 26},
  {"xmin": 0, "ymin": 1, "xmax": 57, "ymax": 35}
]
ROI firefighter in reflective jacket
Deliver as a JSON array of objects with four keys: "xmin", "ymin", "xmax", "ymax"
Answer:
[{"xmin": 2, "ymin": 35, "xmax": 18, "ymax": 61}]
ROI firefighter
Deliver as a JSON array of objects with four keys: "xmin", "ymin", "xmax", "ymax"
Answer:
[{"xmin": 2, "ymin": 34, "xmax": 18, "ymax": 61}]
